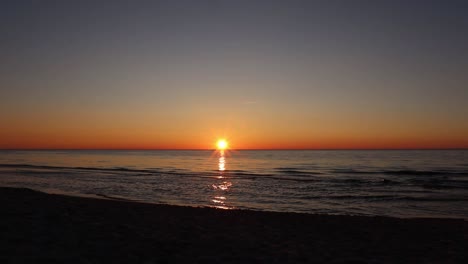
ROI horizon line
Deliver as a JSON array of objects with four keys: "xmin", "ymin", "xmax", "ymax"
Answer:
[{"xmin": 1, "ymin": 148, "xmax": 467, "ymax": 151}]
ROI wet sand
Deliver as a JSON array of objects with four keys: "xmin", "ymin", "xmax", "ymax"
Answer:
[{"xmin": 1, "ymin": 187, "xmax": 467, "ymax": 263}]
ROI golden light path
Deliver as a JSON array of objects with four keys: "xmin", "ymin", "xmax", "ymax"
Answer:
[{"xmin": 218, "ymin": 152, "xmax": 225, "ymax": 172}]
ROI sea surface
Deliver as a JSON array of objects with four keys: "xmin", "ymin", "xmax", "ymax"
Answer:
[{"xmin": 1, "ymin": 150, "xmax": 467, "ymax": 219}]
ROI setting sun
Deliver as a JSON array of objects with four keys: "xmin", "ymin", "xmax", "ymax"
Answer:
[{"xmin": 216, "ymin": 139, "xmax": 228, "ymax": 150}]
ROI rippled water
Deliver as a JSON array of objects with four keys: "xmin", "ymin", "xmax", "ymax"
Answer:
[{"xmin": 1, "ymin": 150, "xmax": 467, "ymax": 218}]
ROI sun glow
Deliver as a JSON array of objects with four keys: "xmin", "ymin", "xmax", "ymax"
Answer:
[{"xmin": 216, "ymin": 139, "xmax": 228, "ymax": 150}]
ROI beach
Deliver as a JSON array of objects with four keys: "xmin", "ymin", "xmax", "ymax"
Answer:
[{"xmin": 1, "ymin": 187, "xmax": 467, "ymax": 263}]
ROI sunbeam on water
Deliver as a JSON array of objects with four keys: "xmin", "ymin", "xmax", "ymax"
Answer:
[
  {"xmin": 211, "ymin": 150, "xmax": 232, "ymax": 209},
  {"xmin": 218, "ymin": 151, "xmax": 225, "ymax": 173}
]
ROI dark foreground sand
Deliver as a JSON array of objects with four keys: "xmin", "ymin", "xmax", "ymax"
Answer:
[{"xmin": 1, "ymin": 187, "xmax": 467, "ymax": 263}]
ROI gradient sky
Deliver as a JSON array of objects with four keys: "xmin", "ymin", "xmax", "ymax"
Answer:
[{"xmin": 1, "ymin": 0, "xmax": 467, "ymax": 149}]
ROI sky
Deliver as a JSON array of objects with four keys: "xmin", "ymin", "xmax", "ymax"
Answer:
[{"xmin": 1, "ymin": 0, "xmax": 467, "ymax": 149}]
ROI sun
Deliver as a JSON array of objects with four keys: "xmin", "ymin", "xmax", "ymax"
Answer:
[{"xmin": 216, "ymin": 139, "xmax": 228, "ymax": 150}]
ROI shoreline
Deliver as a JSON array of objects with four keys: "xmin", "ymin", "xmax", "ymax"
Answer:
[
  {"xmin": 5, "ymin": 185, "xmax": 468, "ymax": 220},
  {"xmin": 2, "ymin": 160, "xmax": 468, "ymax": 220},
  {"xmin": 1, "ymin": 187, "xmax": 467, "ymax": 263}
]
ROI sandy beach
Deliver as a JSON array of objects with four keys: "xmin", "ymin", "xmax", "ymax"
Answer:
[{"xmin": 1, "ymin": 187, "xmax": 467, "ymax": 263}]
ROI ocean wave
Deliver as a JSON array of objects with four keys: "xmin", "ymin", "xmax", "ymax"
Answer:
[
  {"xmin": 331, "ymin": 168, "xmax": 468, "ymax": 176},
  {"xmin": 300, "ymin": 194, "xmax": 468, "ymax": 202},
  {"xmin": 274, "ymin": 167, "xmax": 324, "ymax": 175},
  {"xmin": 2, "ymin": 163, "xmax": 468, "ymax": 189}
]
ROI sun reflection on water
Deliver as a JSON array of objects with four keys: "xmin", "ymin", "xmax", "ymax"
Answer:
[
  {"xmin": 211, "ymin": 150, "xmax": 232, "ymax": 209},
  {"xmin": 218, "ymin": 150, "xmax": 225, "ymax": 173}
]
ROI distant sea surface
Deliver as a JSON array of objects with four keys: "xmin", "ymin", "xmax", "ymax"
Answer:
[{"xmin": 1, "ymin": 150, "xmax": 467, "ymax": 219}]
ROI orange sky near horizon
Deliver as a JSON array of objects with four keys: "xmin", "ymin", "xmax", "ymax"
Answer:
[
  {"xmin": 1, "ymin": 106, "xmax": 467, "ymax": 149},
  {"xmin": 2, "ymin": 135, "xmax": 467, "ymax": 150}
]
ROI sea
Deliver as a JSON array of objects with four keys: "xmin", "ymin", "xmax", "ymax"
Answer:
[{"xmin": 1, "ymin": 150, "xmax": 467, "ymax": 219}]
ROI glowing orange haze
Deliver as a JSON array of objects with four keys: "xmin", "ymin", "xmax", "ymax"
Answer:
[
  {"xmin": 1, "ymin": 122, "xmax": 466, "ymax": 150},
  {"xmin": 1, "ymin": 103, "xmax": 467, "ymax": 149},
  {"xmin": 3, "ymin": 139, "xmax": 465, "ymax": 150}
]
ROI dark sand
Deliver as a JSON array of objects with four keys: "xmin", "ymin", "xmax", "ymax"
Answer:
[{"xmin": 1, "ymin": 187, "xmax": 467, "ymax": 263}]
